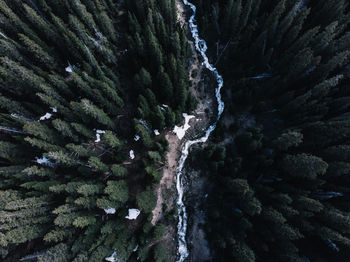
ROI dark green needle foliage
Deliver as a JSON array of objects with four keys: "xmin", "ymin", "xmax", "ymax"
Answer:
[
  {"xmin": 0, "ymin": 0, "xmax": 189, "ymax": 261},
  {"xmin": 191, "ymin": 0, "xmax": 350, "ymax": 261}
]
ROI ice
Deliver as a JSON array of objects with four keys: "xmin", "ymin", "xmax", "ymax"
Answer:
[
  {"xmin": 125, "ymin": 208, "xmax": 140, "ymax": 220},
  {"xmin": 173, "ymin": 113, "xmax": 195, "ymax": 140}
]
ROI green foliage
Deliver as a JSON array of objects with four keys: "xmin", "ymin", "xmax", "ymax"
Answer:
[
  {"xmin": 0, "ymin": 0, "xmax": 188, "ymax": 260},
  {"xmin": 136, "ymin": 191, "xmax": 157, "ymax": 213},
  {"xmin": 195, "ymin": 1, "xmax": 350, "ymax": 261}
]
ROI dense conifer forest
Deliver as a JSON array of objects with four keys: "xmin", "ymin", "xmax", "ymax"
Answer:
[
  {"xmin": 189, "ymin": 0, "xmax": 350, "ymax": 261},
  {"xmin": 2, "ymin": 0, "xmax": 350, "ymax": 261},
  {"xmin": 0, "ymin": 0, "xmax": 191, "ymax": 261}
]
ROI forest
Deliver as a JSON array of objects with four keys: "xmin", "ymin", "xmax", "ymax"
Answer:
[
  {"xmin": 188, "ymin": 0, "xmax": 350, "ymax": 261},
  {"xmin": 0, "ymin": 0, "xmax": 191, "ymax": 261},
  {"xmin": 1, "ymin": 0, "xmax": 350, "ymax": 262}
]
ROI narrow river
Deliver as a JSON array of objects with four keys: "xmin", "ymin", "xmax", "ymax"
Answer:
[{"xmin": 176, "ymin": 1, "xmax": 225, "ymax": 261}]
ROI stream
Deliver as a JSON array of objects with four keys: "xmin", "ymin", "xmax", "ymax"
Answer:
[{"xmin": 176, "ymin": 0, "xmax": 225, "ymax": 261}]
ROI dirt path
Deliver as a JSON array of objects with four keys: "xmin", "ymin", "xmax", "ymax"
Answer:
[{"xmin": 151, "ymin": 133, "xmax": 180, "ymax": 225}]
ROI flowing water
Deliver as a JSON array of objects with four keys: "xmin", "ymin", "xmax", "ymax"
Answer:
[{"xmin": 176, "ymin": 1, "xmax": 225, "ymax": 261}]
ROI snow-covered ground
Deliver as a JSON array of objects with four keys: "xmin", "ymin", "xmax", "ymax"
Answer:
[
  {"xmin": 105, "ymin": 250, "xmax": 118, "ymax": 262},
  {"xmin": 104, "ymin": 208, "xmax": 116, "ymax": 214},
  {"xmin": 173, "ymin": 113, "xmax": 195, "ymax": 139},
  {"xmin": 125, "ymin": 208, "xmax": 140, "ymax": 220},
  {"xmin": 129, "ymin": 150, "xmax": 135, "ymax": 160},
  {"xmin": 39, "ymin": 113, "xmax": 52, "ymax": 121},
  {"xmin": 38, "ymin": 107, "xmax": 57, "ymax": 121},
  {"xmin": 95, "ymin": 130, "xmax": 106, "ymax": 142},
  {"xmin": 65, "ymin": 62, "xmax": 73, "ymax": 73}
]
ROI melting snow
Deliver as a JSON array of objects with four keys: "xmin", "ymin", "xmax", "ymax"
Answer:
[
  {"xmin": 125, "ymin": 208, "xmax": 140, "ymax": 220},
  {"xmin": 65, "ymin": 62, "xmax": 73, "ymax": 73},
  {"xmin": 173, "ymin": 113, "xmax": 195, "ymax": 139},
  {"xmin": 39, "ymin": 113, "xmax": 52, "ymax": 121},
  {"xmin": 129, "ymin": 150, "xmax": 135, "ymax": 160},
  {"xmin": 154, "ymin": 129, "xmax": 160, "ymax": 136},
  {"xmin": 104, "ymin": 208, "xmax": 116, "ymax": 214},
  {"xmin": 95, "ymin": 130, "xmax": 106, "ymax": 143},
  {"xmin": 134, "ymin": 135, "xmax": 140, "ymax": 141}
]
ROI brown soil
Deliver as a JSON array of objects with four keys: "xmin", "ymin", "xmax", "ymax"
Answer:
[{"xmin": 151, "ymin": 133, "xmax": 180, "ymax": 225}]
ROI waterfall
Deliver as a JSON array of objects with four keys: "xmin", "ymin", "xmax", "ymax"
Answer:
[{"xmin": 176, "ymin": 1, "xmax": 225, "ymax": 261}]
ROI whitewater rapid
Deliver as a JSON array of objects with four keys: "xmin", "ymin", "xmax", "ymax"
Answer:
[{"xmin": 176, "ymin": 0, "xmax": 225, "ymax": 261}]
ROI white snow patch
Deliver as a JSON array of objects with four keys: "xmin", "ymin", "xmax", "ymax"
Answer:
[
  {"xmin": 50, "ymin": 107, "xmax": 57, "ymax": 113},
  {"xmin": 173, "ymin": 113, "xmax": 195, "ymax": 139},
  {"xmin": 95, "ymin": 130, "xmax": 106, "ymax": 143},
  {"xmin": 36, "ymin": 155, "xmax": 54, "ymax": 167},
  {"xmin": 105, "ymin": 250, "xmax": 119, "ymax": 262},
  {"xmin": 134, "ymin": 135, "xmax": 140, "ymax": 141},
  {"xmin": 104, "ymin": 208, "xmax": 116, "ymax": 214},
  {"xmin": 125, "ymin": 208, "xmax": 140, "ymax": 220},
  {"xmin": 65, "ymin": 62, "xmax": 73, "ymax": 73},
  {"xmin": 162, "ymin": 104, "xmax": 168, "ymax": 108},
  {"xmin": 129, "ymin": 150, "xmax": 135, "ymax": 160},
  {"xmin": 39, "ymin": 112, "xmax": 52, "ymax": 121},
  {"xmin": 133, "ymin": 245, "xmax": 139, "ymax": 252},
  {"xmin": 154, "ymin": 129, "xmax": 160, "ymax": 136}
]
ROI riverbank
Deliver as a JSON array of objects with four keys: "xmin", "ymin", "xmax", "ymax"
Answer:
[{"xmin": 149, "ymin": 1, "xmax": 214, "ymax": 260}]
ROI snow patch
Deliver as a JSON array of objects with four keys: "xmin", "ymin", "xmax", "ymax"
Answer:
[
  {"xmin": 154, "ymin": 129, "xmax": 160, "ymax": 136},
  {"xmin": 39, "ymin": 113, "xmax": 52, "ymax": 121},
  {"xmin": 51, "ymin": 107, "xmax": 57, "ymax": 113},
  {"xmin": 104, "ymin": 208, "xmax": 116, "ymax": 214},
  {"xmin": 133, "ymin": 245, "xmax": 139, "ymax": 252},
  {"xmin": 105, "ymin": 250, "xmax": 119, "ymax": 262},
  {"xmin": 95, "ymin": 130, "xmax": 106, "ymax": 143},
  {"xmin": 65, "ymin": 62, "xmax": 73, "ymax": 73},
  {"xmin": 173, "ymin": 113, "xmax": 195, "ymax": 139},
  {"xmin": 134, "ymin": 135, "xmax": 140, "ymax": 141},
  {"xmin": 125, "ymin": 208, "xmax": 140, "ymax": 220},
  {"xmin": 129, "ymin": 150, "xmax": 135, "ymax": 160},
  {"xmin": 36, "ymin": 155, "xmax": 54, "ymax": 167}
]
